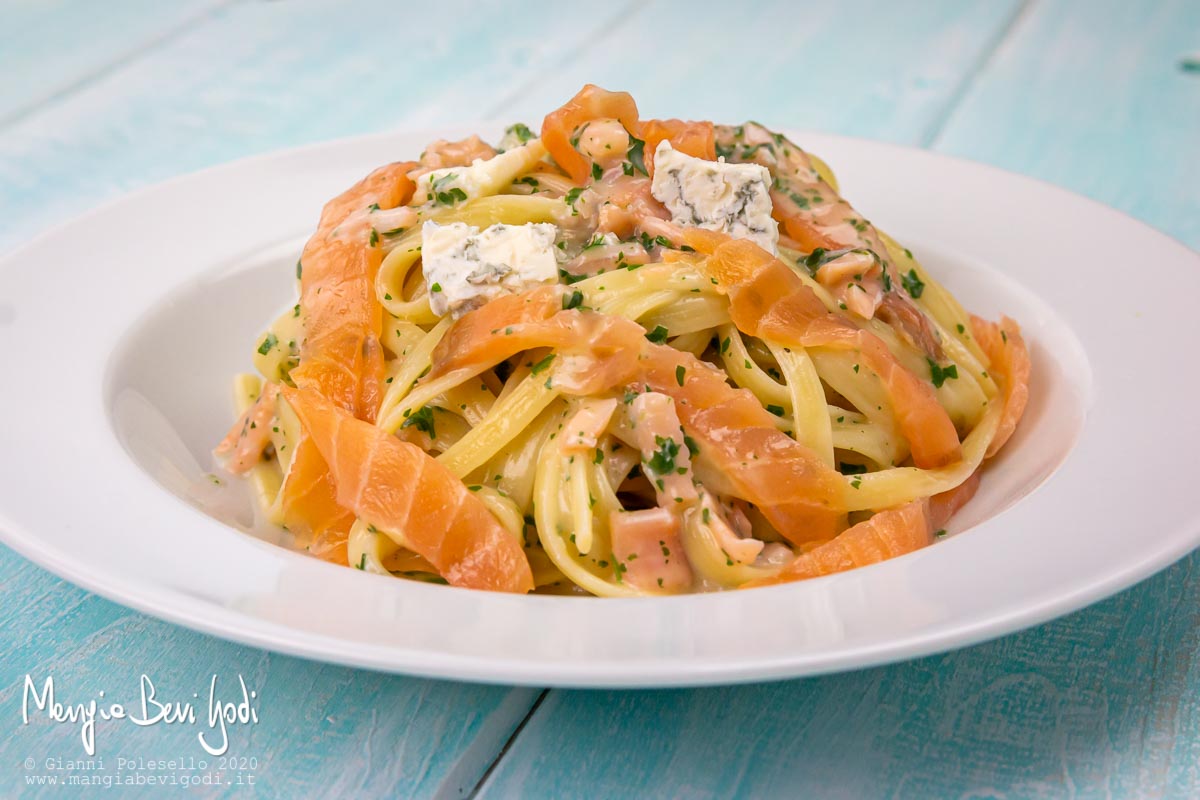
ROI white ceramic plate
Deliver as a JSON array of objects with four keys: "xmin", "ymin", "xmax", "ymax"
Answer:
[{"xmin": 2, "ymin": 127, "xmax": 1198, "ymax": 688}]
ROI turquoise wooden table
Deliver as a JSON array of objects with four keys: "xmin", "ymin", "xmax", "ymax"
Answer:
[{"xmin": 3, "ymin": 1, "xmax": 1198, "ymax": 796}]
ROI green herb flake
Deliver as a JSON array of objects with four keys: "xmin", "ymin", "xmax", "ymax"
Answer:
[
  {"xmin": 564, "ymin": 187, "xmax": 585, "ymax": 215},
  {"xmin": 563, "ymin": 290, "xmax": 584, "ymax": 310},
  {"xmin": 626, "ymin": 135, "xmax": 648, "ymax": 176},
  {"xmin": 257, "ymin": 333, "xmax": 278, "ymax": 355},
  {"xmin": 400, "ymin": 406, "xmax": 437, "ymax": 439},
  {"xmin": 645, "ymin": 325, "xmax": 670, "ymax": 344},
  {"xmin": 647, "ymin": 435, "xmax": 681, "ymax": 475},
  {"xmin": 927, "ymin": 359, "xmax": 959, "ymax": 388},
  {"xmin": 530, "ymin": 354, "xmax": 556, "ymax": 374},
  {"xmin": 675, "ymin": 365, "xmax": 686, "ymax": 386},
  {"xmin": 506, "ymin": 122, "xmax": 534, "ymax": 143},
  {"xmin": 901, "ymin": 268, "xmax": 925, "ymax": 299}
]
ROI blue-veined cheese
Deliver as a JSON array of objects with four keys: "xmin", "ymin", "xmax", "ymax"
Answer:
[
  {"xmin": 650, "ymin": 141, "xmax": 778, "ymax": 253},
  {"xmin": 421, "ymin": 221, "xmax": 558, "ymax": 317}
]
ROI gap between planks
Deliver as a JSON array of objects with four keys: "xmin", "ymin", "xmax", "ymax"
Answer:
[{"xmin": 920, "ymin": 0, "xmax": 1038, "ymax": 148}]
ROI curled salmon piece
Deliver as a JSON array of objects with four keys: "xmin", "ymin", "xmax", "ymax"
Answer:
[
  {"xmin": 628, "ymin": 391, "xmax": 698, "ymax": 507},
  {"xmin": 427, "ymin": 286, "xmax": 645, "ymax": 394},
  {"xmin": 281, "ymin": 386, "xmax": 534, "ymax": 593},
  {"xmin": 610, "ymin": 507, "xmax": 693, "ymax": 593},
  {"xmin": 280, "ymin": 161, "xmax": 417, "ymax": 555},
  {"xmin": 278, "ymin": 427, "xmax": 355, "ymax": 565},
  {"xmin": 929, "ymin": 469, "xmax": 981, "ymax": 531},
  {"xmin": 744, "ymin": 499, "xmax": 932, "ymax": 587},
  {"xmin": 636, "ymin": 345, "xmax": 846, "ymax": 545},
  {"xmin": 635, "ymin": 118, "xmax": 715, "ymax": 178},
  {"xmin": 541, "ymin": 84, "xmax": 640, "ymax": 184},
  {"xmin": 291, "ymin": 160, "xmax": 417, "ymax": 422},
  {"xmin": 694, "ymin": 234, "xmax": 962, "ymax": 469},
  {"xmin": 215, "ymin": 383, "xmax": 280, "ymax": 474},
  {"xmin": 970, "ymin": 315, "xmax": 1031, "ymax": 457},
  {"xmin": 541, "ymin": 85, "xmax": 717, "ymax": 186}
]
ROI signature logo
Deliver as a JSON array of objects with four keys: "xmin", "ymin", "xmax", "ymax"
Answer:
[{"xmin": 21, "ymin": 674, "xmax": 259, "ymax": 756}]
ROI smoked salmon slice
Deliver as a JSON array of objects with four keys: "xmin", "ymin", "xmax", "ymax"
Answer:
[
  {"xmin": 744, "ymin": 499, "xmax": 932, "ymax": 587},
  {"xmin": 636, "ymin": 345, "xmax": 846, "ymax": 545},
  {"xmin": 279, "ymin": 161, "xmax": 418, "ymax": 556},
  {"xmin": 427, "ymin": 286, "xmax": 645, "ymax": 394},
  {"xmin": 290, "ymin": 160, "xmax": 417, "ymax": 422},
  {"xmin": 280, "ymin": 386, "xmax": 534, "ymax": 593},
  {"xmin": 635, "ymin": 119, "xmax": 715, "ymax": 178},
  {"xmin": 694, "ymin": 234, "xmax": 962, "ymax": 469},
  {"xmin": 541, "ymin": 85, "xmax": 640, "ymax": 184},
  {"xmin": 970, "ymin": 314, "xmax": 1031, "ymax": 458},
  {"xmin": 214, "ymin": 383, "xmax": 280, "ymax": 474}
]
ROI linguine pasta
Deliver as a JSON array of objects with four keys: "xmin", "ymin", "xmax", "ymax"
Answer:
[{"xmin": 214, "ymin": 85, "xmax": 1030, "ymax": 596}]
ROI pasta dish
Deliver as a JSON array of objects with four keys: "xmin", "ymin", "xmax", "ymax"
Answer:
[{"xmin": 214, "ymin": 85, "xmax": 1030, "ymax": 596}]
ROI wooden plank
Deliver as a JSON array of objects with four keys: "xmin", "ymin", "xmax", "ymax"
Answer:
[
  {"xmin": 479, "ymin": 559, "xmax": 1200, "ymax": 799},
  {"xmin": 480, "ymin": 0, "xmax": 1200, "ymax": 797},
  {"xmin": 0, "ymin": 0, "xmax": 228, "ymax": 124},
  {"xmin": 496, "ymin": 0, "xmax": 1026, "ymax": 141},
  {"xmin": 0, "ymin": 0, "xmax": 635, "ymax": 252},
  {"xmin": 932, "ymin": 0, "xmax": 1200, "ymax": 247},
  {"xmin": 0, "ymin": 546, "xmax": 541, "ymax": 797}
]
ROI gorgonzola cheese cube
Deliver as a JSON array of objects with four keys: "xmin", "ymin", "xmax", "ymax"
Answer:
[
  {"xmin": 421, "ymin": 221, "xmax": 559, "ymax": 317},
  {"xmin": 650, "ymin": 141, "xmax": 779, "ymax": 253}
]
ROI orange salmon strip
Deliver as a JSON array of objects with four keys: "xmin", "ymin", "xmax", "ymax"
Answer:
[{"xmin": 281, "ymin": 386, "xmax": 534, "ymax": 593}]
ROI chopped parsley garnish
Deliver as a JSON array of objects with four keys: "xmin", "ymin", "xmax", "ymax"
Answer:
[
  {"xmin": 683, "ymin": 435, "xmax": 699, "ymax": 457},
  {"xmin": 645, "ymin": 325, "xmax": 670, "ymax": 344},
  {"xmin": 530, "ymin": 354, "xmax": 556, "ymax": 374},
  {"xmin": 295, "ymin": 260, "xmax": 303, "ymax": 280},
  {"xmin": 720, "ymin": 337, "xmax": 731, "ymax": 354},
  {"xmin": 515, "ymin": 175, "xmax": 540, "ymax": 189},
  {"xmin": 356, "ymin": 554, "xmax": 367, "ymax": 570},
  {"xmin": 562, "ymin": 290, "xmax": 584, "ymax": 310},
  {"xmin": 927, "ymin": 359, "xmax": 959, "ymax": 388},
  {"xmin": 506, "ymin": 122, "xmax": 534, "ymax": 143},
  {"xmin": 901, "ymin": 268, "xmax": 925, "ymax": 298},
  {"xmin": 647, "ymin": 435, "xmax": 680, "ymax": 475},
  {"xmin": 956, "ymin": 323, "xmax": 966, "ymax": 334},
  {"xmin": 430, "ymin": 282, "xmax": 442, "ymax": 292},
  {"xmin": 428, "ymin": 173, "xmax": 468, "ymax": 206},
  {"xmin": 622, "ymin": 161, "xmax": 635, "ymax": 176},
  {"xmin": 638, "ymin": 232, "xmax": 673, "ymax": 251},
  {"xmin": 582, "ymin": 234, "xmax": 608, "ymax": 250},
  {"xmin": 626, "ymin": 135, "xmax": 648, "ymax": 176},
  {"xmin": 369, "ymin": 228, "xmax": 379, "ymax": 247},
  {"xmin": 257, "ymin": 333, "xmax": 277, "ymax": 355},
  {"xmin": 564, "ymin": 187, "xmax": 585, "ymax": 215},
  {"xmin": 766, "ymin": 404, "xmax": 785, "ymax": 417},
  {"xmin": 593, "ymin": 448, "xmax": 605, "ymax": 465},
  {"xmin": 400, "ymin": 406, "xmax": 437, "ymax": 438},
  {"xmin": 591, "ymin": 162, "xmax": 604, "ymax": 181},
  {"xmin": 839, "ymin": 462, "xmax": 867, "ymax": 475},
  {"xmin": 675, "ymin": 365, "xmax": 686, "ymax": 386}
]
